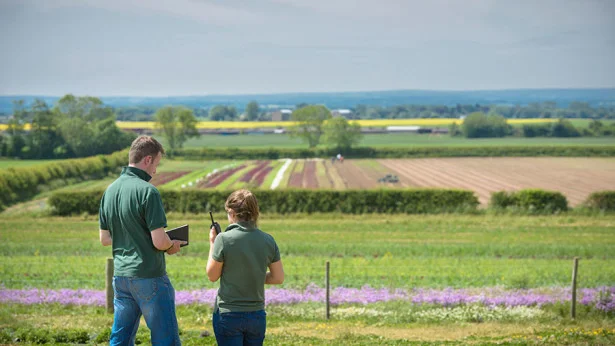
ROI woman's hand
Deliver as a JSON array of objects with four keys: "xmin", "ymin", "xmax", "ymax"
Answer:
[{"xmin": 209, "ymin": 226, "xmax": 218, "ymax": 244}]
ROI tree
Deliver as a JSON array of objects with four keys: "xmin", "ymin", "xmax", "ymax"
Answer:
[
  {"xmin": 322, "ymin": 117, "xmax": 363, "ymax": 150},
  {"xmin": 93, "ymin": 117, "xmax": 138, "ymax": 154},
  {"xmin": 0, "ymin": 133, "xmax": 7, "ymax": 157},
  {"xmin": 154, "ymin": 106, "xmax": 199, "ymax": 153},
  {"xmin": 448, "ymin": 122, "xmax": 462, "ymax": 137},
  {"xmin": 7, "ymin": 100, "xmax": 27, "ymax": 157},
  {"xmin": 245, "ymin": 101, "xmax": 259, "ymax": 121},
  {"xmin": 288, "ymin": 105, "xmax": 332, "ymax": 148},
  {"xmin": 209, "ymin": 105, "xmax": 237, "ymax": 121},
  {"xmin": 550, "ymin": 118, "xmax": 580, "ymax": 137},
  {"xmin": 461, "ymin": 112, "xmax": 508, "ymax": 138},
  {"xmin": 588, "ymin": 119, "xmax": 604, "ymax": 135},
  {"xmin": 54, "ymin": 94, "xmax": 133, "ymax": 157},
  {"xmin": 27, "ymin": 99, "xmax": 63, "ymax": 158}
]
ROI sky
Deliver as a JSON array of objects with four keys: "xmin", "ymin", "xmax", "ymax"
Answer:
[{"xmin": 1, "ymin": 0, "xmax": 614, "ymax": 96}]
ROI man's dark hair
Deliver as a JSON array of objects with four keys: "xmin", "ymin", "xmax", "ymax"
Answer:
[{"xmin": 129, "ymin": 136, "xmax": 165, "ymax": 164}]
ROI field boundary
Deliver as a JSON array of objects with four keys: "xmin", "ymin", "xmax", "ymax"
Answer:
[{"xmin": 175, "ymin": 145, "xmax": 615, "ymax": 160}]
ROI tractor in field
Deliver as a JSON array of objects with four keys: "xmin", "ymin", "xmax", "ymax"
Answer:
[{"xmin": 378, "ymin": 174, "xmax": 399, "ymax": 183}]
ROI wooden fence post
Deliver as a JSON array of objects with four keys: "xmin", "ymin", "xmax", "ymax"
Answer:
[
  {"xmin": 571, "ymin": 257, "xmax": 579, "ymax": 319},
  {"xmin": 106, "ymin": 258, "xmax": 114, "ymax": 314},
  {"xmin": 325, "ymin": 261, "xmax": 330, "ymax": 320}
]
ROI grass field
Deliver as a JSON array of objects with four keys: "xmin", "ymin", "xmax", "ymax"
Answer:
[
  {"xmin": 155, "ymin": 133, "xmax": 615, "ymax": 149},
  {"xmin": 1, "ymin": 213, "xmax": 614, "ymax": 344},
  {"xmin": 0, "ymin": 159, "xmax": 57, "ymax": 169},
  {"xmin": 2, "ymin": 214, "xmax": 614, "ymax": 290}
]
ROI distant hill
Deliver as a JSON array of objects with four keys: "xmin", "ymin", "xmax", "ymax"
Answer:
[{"xmin": 1, "ymin": 88, "xmax": 615, "ymax": 114}]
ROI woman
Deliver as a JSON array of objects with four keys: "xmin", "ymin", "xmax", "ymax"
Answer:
[{"xmin": 207, "ymin": 189, "xmax": 285, "ymax": 345}]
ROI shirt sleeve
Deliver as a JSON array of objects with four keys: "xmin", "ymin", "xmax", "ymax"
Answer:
[
  {"xmin": 271, "ymin": 240, "xmax": 281, "ymax": 263},
  {"xmin": 144, "ymin": 188, "xmax": 168, "ymax": 231},
  {"xmin": 212, "ymin": 235, "xmax": 224, "ymax": 262},
  {"xmin": 99, "ymin": 192, "xmax": 108, "ymax": 230}
]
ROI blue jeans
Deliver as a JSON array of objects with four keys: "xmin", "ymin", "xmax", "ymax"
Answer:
[
  {"xmin": 110, "ymin": 275, "xmax": 181, "ymax": 346},
  {"xmin": 213, "ymin": 309, "xmax": 266, "ymax": 346}
]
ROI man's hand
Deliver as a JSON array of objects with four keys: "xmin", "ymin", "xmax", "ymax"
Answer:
[
  {"xmin": 209, "ymin": 226, "xmax": 218, "ymax": 244},
  {"xmin": 165, "ymin": 240, "xmax": 187, "ymax": 255}
]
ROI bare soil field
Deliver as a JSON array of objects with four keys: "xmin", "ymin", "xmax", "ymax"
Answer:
[
  {"xmin": 376, "ymin": 158, "xmax": 615, "ymax": 205},
  {"xmin": 189, "ymin": 158, "xmax": 612, "ymax": 206},
  {"xmin": 330, "ymin": 160, "xmax": 380, "ymax": 189}
]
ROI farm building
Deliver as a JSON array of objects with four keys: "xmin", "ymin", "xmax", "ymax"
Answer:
[{"xmin": 270, "ymin": 109, "xmax": 293, "ymax": 121}]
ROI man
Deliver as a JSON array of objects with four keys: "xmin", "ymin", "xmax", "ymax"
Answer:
[{"xmin": 99, "ymin": 136, "xmax": 186, "ymax": 346}]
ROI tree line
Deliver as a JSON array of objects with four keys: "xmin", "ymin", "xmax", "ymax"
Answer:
[
  {"xmin": 154, "ymin": 104, "xmax": 362, "ymax": 151},
  {"xmin": 2, "ymin": 96, "xmax": 613, "ymax": 159},
  {"xmin": 353, "ymin": 101, "xmax": 615, "ymax": 120},
  {"xmin": 450, "ymin": 113, "xmax": 615, "ymax": 139},
  {"xmin": 0, "ymin": 95, "xmax": 135, "ymax": 159},
  {"xmin": 114, "ymin": 101, "xmax": 270, "ymax": 122},
  {"xmin": 0, "ymin": 98, "xmax": 361, "ymax": 158},
  {"xmin": 107, "ymin": 101, "xmax": 615, "ymax": 121}
]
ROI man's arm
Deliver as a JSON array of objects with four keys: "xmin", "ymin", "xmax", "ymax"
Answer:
[
  {"xmin": 265, "ymin": 260, "xmax": 284, "ymax": 285},
  {"xmin": 99, "ymin": 229, "xmax": 112, "ymax": 246},
  {"xmin": 151, "ymin": 227, "xmax": 186, "ymax": 254},
  {"xmin": 151, "ymin": 227, "xmax": 174, "ymax": 250}
]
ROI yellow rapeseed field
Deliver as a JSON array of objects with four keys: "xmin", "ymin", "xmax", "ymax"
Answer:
[{"xmin": 0, "ymin": 118, "xmax": 557, "ymax": 131}]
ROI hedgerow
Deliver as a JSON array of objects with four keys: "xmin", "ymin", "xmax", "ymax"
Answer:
[
  {"xmin": 489, "ymin": 189, "xmax": 568, "ymax": 213},
  {"xmin": 49, "ymin": 189, "xmax": 479, "ymax": 215},
  {"xmin": 0, "ymin": 150, "xmax": 127, "ymax": 211}
]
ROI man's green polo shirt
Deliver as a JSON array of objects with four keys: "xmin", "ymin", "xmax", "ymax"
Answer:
[{"xmin": 99, "ymin": 166, "xmax": 168, "ymax": 278}]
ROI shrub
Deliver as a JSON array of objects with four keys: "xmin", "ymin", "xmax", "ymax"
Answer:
[
  {"xmin": 93, "ymin": 327, "xmax": 111, "ymax": 344},
  {"xmin": 522, "ymin": 124, "xmax": 551, "ymax": 137},
  {"xmin": 489, "ymin": 191, "xmax": 517, "ymax": 209},
  {"xmin": 4, "ymin": 327, "xmax": 91, "ymax": 344},
  {"xmin": 49, "ymin": 189, "xmax": 480, "ymax": 215},
  {"xmin": 583, "ymin": 191, "xmax": 615, "ymax": 211},
  {"xmin": 489, "ymin": 189, "xmax": 568, "ymax": 213},
  {"xmin": 551, "ymin": 118, "xmax": 580, "ymax": 137}
]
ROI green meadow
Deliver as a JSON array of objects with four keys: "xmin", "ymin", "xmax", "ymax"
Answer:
[
  {"xmin": 2, "ymin": 214, "xmax": 614, "ymax": 290},
  {"xmin": 1, "ymin": 213, "xmax": 615, "ymax": 344}
]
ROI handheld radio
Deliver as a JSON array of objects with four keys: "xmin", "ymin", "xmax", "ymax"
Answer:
[{"xmin": 210, "ymin": 211, "xmax": 221, "ymax": 235}]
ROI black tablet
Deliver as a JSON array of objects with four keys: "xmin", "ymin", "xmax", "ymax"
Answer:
[{"xmin": 166, "ymin": 224, "xmax": 189, "ymax": 247}]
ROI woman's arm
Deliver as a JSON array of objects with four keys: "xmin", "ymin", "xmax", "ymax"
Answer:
[
  {"xmin": 206, "ymin": 226, "xmax": 224, "ymax": 282},
  {"xmin": 265, "ymin": 260, "xmax": 284, "ymax": 285}
]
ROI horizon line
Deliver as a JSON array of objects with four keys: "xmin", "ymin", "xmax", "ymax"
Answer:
[{"xmin": 1, "ymin": 86, "xmax": 615, "ymax": 98}]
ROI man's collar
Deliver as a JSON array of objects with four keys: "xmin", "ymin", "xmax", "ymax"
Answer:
[{"xmin": 121, "ymin": 166, "xmax": 152, "ymax": 182}]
